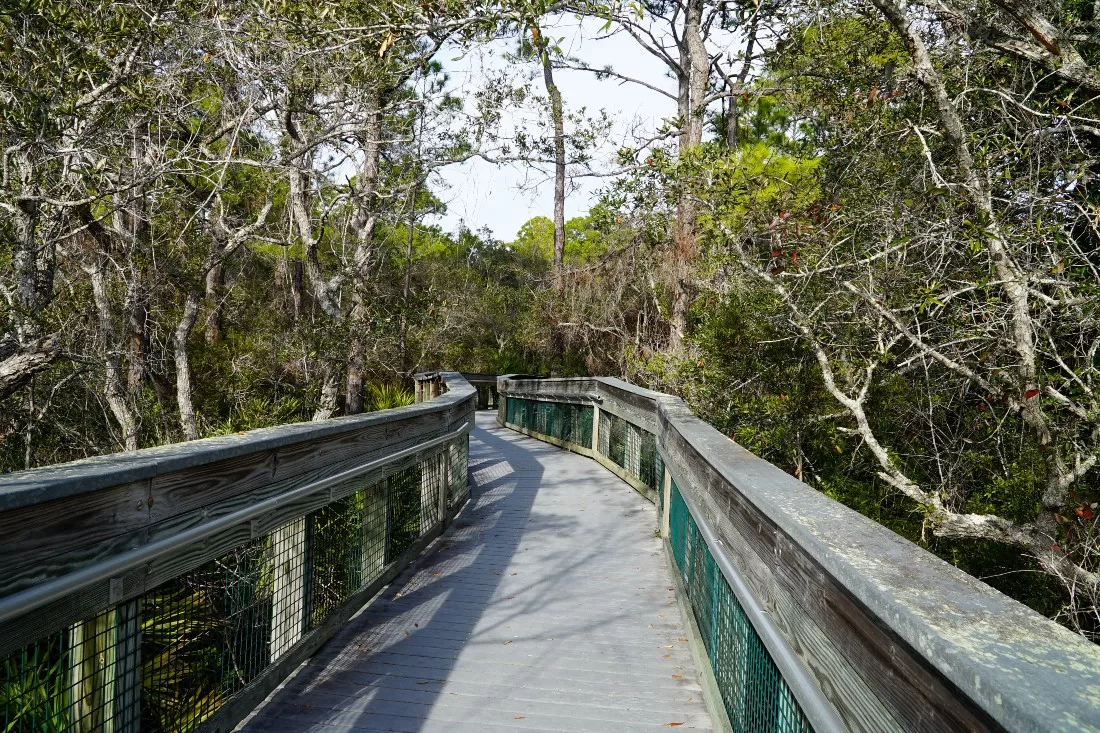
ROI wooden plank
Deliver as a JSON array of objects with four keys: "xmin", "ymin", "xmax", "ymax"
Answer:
[
  {"xmin": 0, "ymin": 377, "xmax": 474, "ymax": 512},
  {"xmin": 0, "ymin": 386, "xmax": 473, "ymax": 652},
  {"xmin": 234, "ymin": 414, "xmax": 714, "ymax": 733},
  {"xmin": 0, "ymin": 412, "xmax": 468, "ymax": 597}
]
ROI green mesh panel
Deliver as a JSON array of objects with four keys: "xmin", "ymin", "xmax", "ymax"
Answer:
[
  {"xmin": 669, "ymin": 482, "xmax": 812, "ymax": 733},
  {"xmin": 504, "ymin": 397, "xmax": 593, "ymax": 447},
  {"xmin": 595, "ymin": 409, "xmax": 660, "ymax": 490}
]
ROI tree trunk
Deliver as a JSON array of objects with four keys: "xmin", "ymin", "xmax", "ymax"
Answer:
[
  {"xmin": 204, "ymin": 261, "xmax": 224, "ymax": 345},
  {"xmin": 345, "ymin": 336, "xmax": 365, "ymax": 415},
  {"xmin": 670, "ymin": 0, "xmax": 708, "ymax": 350},
  {"xmin": 0, "ymin": 334, "xmax": 61, "ymax": 401},
  {"xmin": 174, "ymin": 291, "xmax": 202, "ymax": 441},
  {"xmin": 313, "ymin": 360, "xmax": 340, "ymax": 421},
  {"xmin": 345, "ymin": 96, "xmax": 384, "ymax": 415},
  {"xmin": 290, "ymin": 258, "xmax": 303, "ymax": 319},
  {"xmin": 126, "ymin": 281, "xmax": 149, "ymax": 393},
  {"xmin": 725, "ymin": 23, "xmax": 757, "ymax": 149},
  {"xmin": 540, "ymin": 39, "xmax": 567, "ymax": 292},
  {"xmin": 399, "ymin": 204, "xmax": 416, "ymax": 375},
  {"xmin": 88, "ymin": 261, "xmax": 139, "ymax": 452}
]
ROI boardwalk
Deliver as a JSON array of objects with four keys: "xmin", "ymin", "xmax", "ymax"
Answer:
[{"xmin": 238, "ymin": 412, "xmax": 714, "ymax": 732}]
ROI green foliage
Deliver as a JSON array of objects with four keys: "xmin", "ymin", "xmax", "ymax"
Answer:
[
  {"xmin": 367, "ymin": 383, "xmax": 414, "ymax": 411},
  {"xmin": 510, "ymin": 215, "xmax": 610, "ymax": 264}
]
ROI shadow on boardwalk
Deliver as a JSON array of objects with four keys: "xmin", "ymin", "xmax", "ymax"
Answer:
[{"xmin": 238, "ymin": 413, "xmax": 713, "ymax": 732}]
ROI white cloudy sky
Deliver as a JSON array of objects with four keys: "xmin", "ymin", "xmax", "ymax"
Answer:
[{"xmin": 426, "ymin": 17, "xmax": 679, "ymax": 242}]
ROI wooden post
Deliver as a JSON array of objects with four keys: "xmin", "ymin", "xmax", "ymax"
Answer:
[
  {"xmin": 625, "ymin": 422, "xmax": 642, "ymax": 479},
  {"xmin": 414, "ymin": 380, "xmax": 423, "ymax": 403},
  {"xmin": 438, "ymin": 442, "xmax": 452, "ymax": 525},
  {"xmin": 383, "ymin": 476, "xmax": 395, "ymax": 564},
  {"xmin": 661, "ymin": 466, "xmax": 672, "ymax": 539},
  {"xmin": 363, "ymin": 483, "xmax": 387, "ymax": 581},
  {"xmin": 112, "ymin": 599, "xmax": 142, "ymax": 733},
  {"xmin": 420, "ymin": 453, "xmax": 440, "ymax": 533},
  {"xmin": 591, "ymin": 405, "xmax": 601, "ymax": 454},
  {"xmin": 68, "ymin": 608, "xmax": 117, "ymax": 733},
  {"xmin": 269, "ymin": 517, "xmax": 307, "ymax": 661}
]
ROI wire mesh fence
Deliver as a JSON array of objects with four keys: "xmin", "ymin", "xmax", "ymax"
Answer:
[
  {"xmin": 504, "ymin": 396, "xmax": 663, "ymax": 495},
  {"xmin": 1, "ymin": 437, "xmax": 468, "ymax": 733},
  {"xmin": 669, "ymin": 481, "xmax": 812, "ymax": 733},
  {"xmin": 596, "ymin": 409, "xmax": 660, "ymax": 491},
  {"xmin": 504, "ymin": 397, "xmax": 593, "ymax": 448}
]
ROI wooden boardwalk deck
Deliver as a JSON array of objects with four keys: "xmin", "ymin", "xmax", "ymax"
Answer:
[{"xmin": 238, "ymin": 412, "xmax": 714, "ymax": 733}]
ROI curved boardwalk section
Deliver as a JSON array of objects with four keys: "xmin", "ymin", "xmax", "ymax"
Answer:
[{"xmin": 238, "ymin": 412, "xmax": 714, "ymax": 732}]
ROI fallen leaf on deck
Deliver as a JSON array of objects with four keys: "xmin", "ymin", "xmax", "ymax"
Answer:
[
  {"xmin": 671, "ymin": 675, "xmax": 683, "ymax": 679},
  {"xmin": 665, "ymin": 723, "xmax": 684, "ymax": 727}
]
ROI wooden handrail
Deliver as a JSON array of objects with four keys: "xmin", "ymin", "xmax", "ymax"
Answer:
[
  {"xmin": 496, "ymin": 374, "xmax": 1100, "ymax": 733},
  {"xmin": 0, "ymin": 372, "xmax": 476, "ymax": 733}
]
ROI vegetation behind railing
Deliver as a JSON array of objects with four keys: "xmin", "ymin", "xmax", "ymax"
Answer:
[
  {"xmin": 497, "ymin": 375, "xmax": 1100, "ymax": 733},
  {"xmin": 0, "ymin": 373, "xmax": 474, "ymax": 733}
]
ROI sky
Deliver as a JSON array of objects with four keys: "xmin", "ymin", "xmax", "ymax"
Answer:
[{"xmin": 426, "ymin": 17, "xmax": 679, "ymax": 242}]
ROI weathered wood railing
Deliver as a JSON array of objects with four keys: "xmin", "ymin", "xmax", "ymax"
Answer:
[
  {"xmin": 496, "ymin": 375, "xmax": 1100, "ymax": 733},
  {"xmin": 0, "ymin": 372, "xmax": 473, "ymax": 733}
]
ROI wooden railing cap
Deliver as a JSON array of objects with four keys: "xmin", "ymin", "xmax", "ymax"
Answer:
[{"xmin": 0, "ymin": 372, "xmax": 474, "ymax": 512}]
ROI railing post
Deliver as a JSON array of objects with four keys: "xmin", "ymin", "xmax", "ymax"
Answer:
[
  {"xmin": 421, "ymin": 451, "xmax": 441, "ymax": 533},
  {"xmin": 269, "ymin": 517, "xmax": 307, "ymax": 661},
  {"xmin": 438, "ymin": 441, "xmax": 452, "ymax": 525},
  {"xmin": 363, "ymin": 482, "xmax": 387, "ymax": 580},
  {"xmin": 68, "ymin": 608, "xmax": 117, "ymax": 733},
  {"xmin": 661, "ymin": 467, "xmax": 672, "ymax": 539},
  {"xmin": 112, "ymin": 598, "xmax": 142, "ymax": 733},
  {"xmin": 625, "ymin": 422, "xmax": 642, "ymax": 479},
  {"xmin": 383, "ymin": 476, "xmax": 395, "ymax": 564},
  {"xmin": 591, "ymin": 404, "xmax": 601, "ymax": 454}
]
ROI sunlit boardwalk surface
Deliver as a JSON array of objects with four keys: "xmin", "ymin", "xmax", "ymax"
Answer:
[{"xmin": 238, "ymin": 412, "xmax": 714, "ymax": 732}]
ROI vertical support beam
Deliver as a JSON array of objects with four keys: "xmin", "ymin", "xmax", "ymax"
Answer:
[
  {"xmin": 383, "ymin": 476, "xmax": 395, "ymax": 564},
  {"xmin": 414, "ymin": 380, "xmax": 423, "ymax": 403},
  {"xmin": 363, "ymin": 482, "xmax": 387, "ymax": 582},
  {"xmin": 439, "ymin": 442, "xmax": 452, "ymax": 525},
  {"xmin": 661, "ymin": 466, "xmax": 672, "ymax": 539},
  {"xmin": 591, "ymin": 404, "xmax": 601, "ymax": 454},
  {"xmin": 269, "ymin": 517, "xmax": 307, "ymax": 661},
  {"xmin": 625, "ymin": 422, "xmax": 642, "ymax": 479},
  {"xmin": 68, "ymin": 608, "xmax": 118, "ymax": 733},
  {"xmin": 420, "ymin": 452, "xmax": 440, "ymax": 533},
  {"xmin": 112, "ymin": 598, "xmax": 142, "ymax": 733}
]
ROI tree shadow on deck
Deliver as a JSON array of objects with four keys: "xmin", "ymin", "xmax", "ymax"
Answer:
[{"xmin": 238, "ymin": 412, "xmax": 666, "ymax": 732}]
